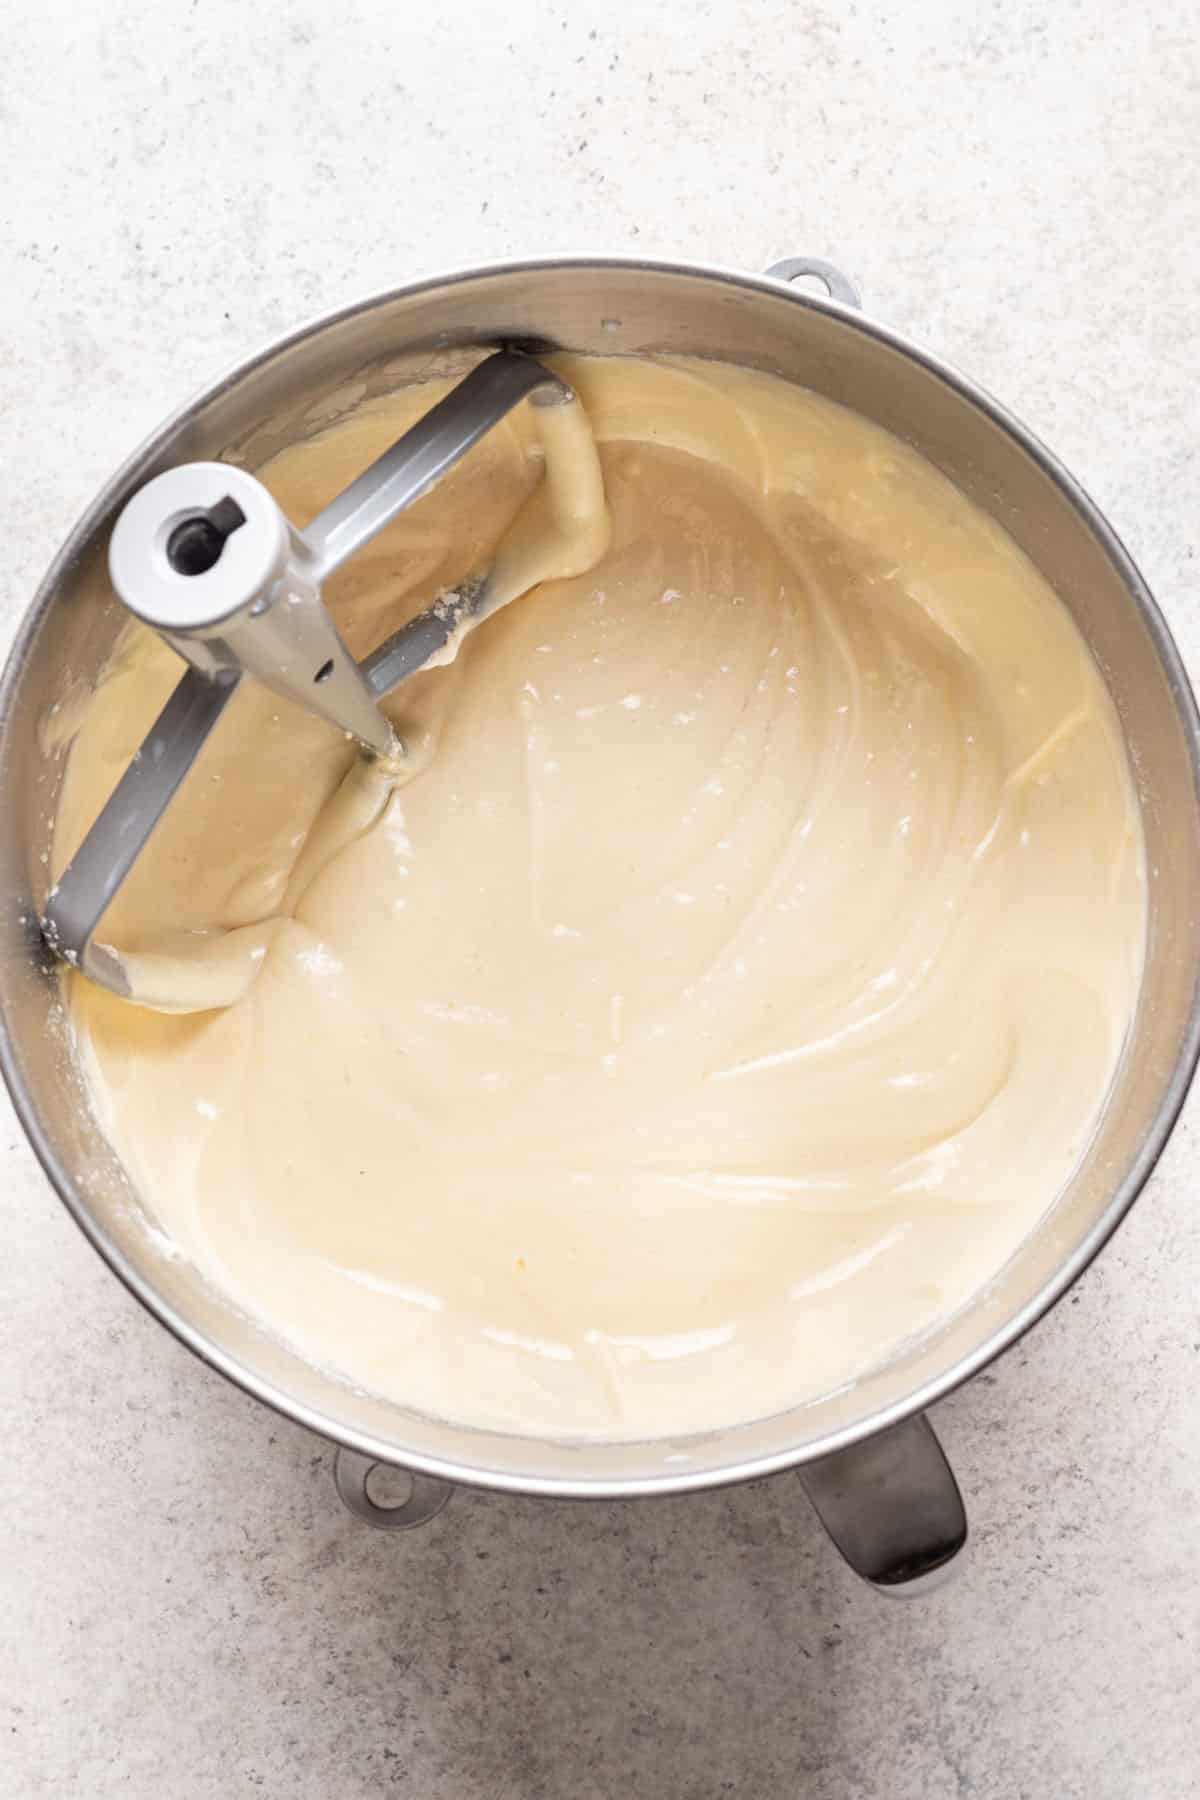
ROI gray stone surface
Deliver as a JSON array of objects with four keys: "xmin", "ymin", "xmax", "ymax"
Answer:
[{"xmin": 3, "ymin": 2, "xmax": 1200, "ymax": 1794}]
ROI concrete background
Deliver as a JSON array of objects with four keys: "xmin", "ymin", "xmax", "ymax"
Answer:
[{"xmin": 3, "ymin": 2, "xmax": 1199, "ymax": 1794}]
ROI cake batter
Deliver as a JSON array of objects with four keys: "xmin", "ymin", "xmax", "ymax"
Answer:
[{"xmin": 56, "ymin": 355, "xmax": 1146, "ymax": 1438}]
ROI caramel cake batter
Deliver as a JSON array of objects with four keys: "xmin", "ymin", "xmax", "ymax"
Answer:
[{"xmin": 56, "ymin": 355, "xmax": 1146, "ymax": 1438}]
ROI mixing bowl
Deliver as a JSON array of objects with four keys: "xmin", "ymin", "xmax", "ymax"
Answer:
[{"xmin": 5, "ymin": 254, "xmax": 1197, "ymax": 1590}]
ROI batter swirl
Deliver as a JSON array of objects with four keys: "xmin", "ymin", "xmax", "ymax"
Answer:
[{"xmin": 57, "ymin": 355, "xmax": 1145, "ymax": 1437}]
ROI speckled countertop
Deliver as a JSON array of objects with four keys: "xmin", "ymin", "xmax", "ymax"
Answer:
[{"xmin": 4, "ymin": 3, "xmax": 1200, "ymax": 1795}]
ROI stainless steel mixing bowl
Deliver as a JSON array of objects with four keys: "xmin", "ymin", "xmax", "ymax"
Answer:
[{"xmin": 5, "ymin": 255, "xmax": 1198, "ymax": 1590}]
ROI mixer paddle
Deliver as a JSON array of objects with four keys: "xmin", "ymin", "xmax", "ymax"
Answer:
[{"xmin": 43, "ymin": 352, "xmax": 608, "ymax": 1002}]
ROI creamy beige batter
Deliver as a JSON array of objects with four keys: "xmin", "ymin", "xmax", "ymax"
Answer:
[{"xmin": 57, "ymin": 354, "xmax": 1146, "ymax": 1439}]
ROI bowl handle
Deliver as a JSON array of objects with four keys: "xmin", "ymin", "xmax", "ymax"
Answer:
[
  {"xmin": 798, "ymin": 1413, "xmax": 967, "ymax": 1594},
  {"xmin": 332, "ymin": 1416, "xmax": 966, "ymax": 1591}
]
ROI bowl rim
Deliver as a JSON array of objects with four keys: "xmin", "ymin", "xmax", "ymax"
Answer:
[{"xmin": 5, "ymin": 251, "xmax": 1200, "ymax": 1498}]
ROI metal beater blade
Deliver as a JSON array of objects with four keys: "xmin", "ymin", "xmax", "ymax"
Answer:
[{"xmin": 43, "ymin": 351, "xmax": 573, "ymax": 997}]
